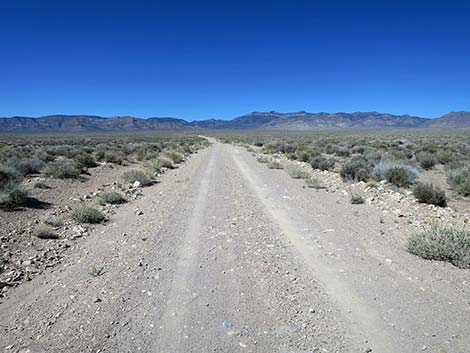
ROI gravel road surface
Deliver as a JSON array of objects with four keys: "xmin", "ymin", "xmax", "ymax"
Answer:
[{"xmin": 1, "ymin": 142, "xmax": 469, "ymax": 353}]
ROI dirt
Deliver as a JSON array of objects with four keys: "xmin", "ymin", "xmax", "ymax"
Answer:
[{"xmin": 1, "ymin": 142, "xmax": 469, "ymax": 353}]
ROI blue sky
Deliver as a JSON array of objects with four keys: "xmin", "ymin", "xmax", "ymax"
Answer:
[{"xmin": 1, "ymin": 0, "xmax": 469, "ymax": 120}]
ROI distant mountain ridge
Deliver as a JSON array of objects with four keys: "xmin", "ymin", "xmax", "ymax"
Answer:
[{"xmin": 1, "ymin": 111, "xmax": 469, "ymax": 132}]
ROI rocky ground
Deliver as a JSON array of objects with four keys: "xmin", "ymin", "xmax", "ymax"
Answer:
[{"xmin": 1, "ymin": 142, "xmax": 469, "ymax": 353}]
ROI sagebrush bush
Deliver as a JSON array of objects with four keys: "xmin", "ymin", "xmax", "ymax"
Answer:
[
  {"xmin": 104, "ymin": 151, "xmax": 124, "ymax": 165},
  {"xmin": 413, "ymin": 182, "xmax": 447, "ymax": 207},
  {"xmin": 373, "ymin": 162, "xmax": 418, "ymax": 187},
  {"xmin": 283, "ymin": 162, "xmax": 310, "ymax": 179},
  {"xmin": 340, "ymin": 158, "xmax": 371, "ymax": 182},
  {"xmin": 416, "ymin": 152, "xmax": 436, "ymax": 170},
  {"xmin": 309, "ymin": 156, "xmax": 336, "ymax": 171},
  {"xmin": 122, "ymin": 169, "xmax": 152, "ymax": 186},
  {"xmin": 7, "ymin": 158, "xmax": 46, "ymax": 176},
  {"xmin": 164, "ymin": 150, "xmax": 184, "ymax": 164},
  {"xmin": 0, "ymin": 168, "xmax": 29, "ymax": 210},
  {"xmin": 256, "ymin": 155, "xmax": 271, "ymax": 163},
  {"xmin": 305, "ymin": 175, "xmax": 323, "ymax": 189},
  {"xmin": 75, "ymin": 152, "xmax": 97, "ymax": 169},
  {"xmin": 72, "ymin": 207, "xmax": 106, "ymax": 224},
  {"xmin": 98, "ymin": 191, "xmax": 127, "ymax": 205},
  {"xmin": 34, "ymin": 224, "xmax": 58, "ymax": 239},
  {"xmin": 446, "ymin": 163, "xmax": 470, "ymax": 196},
  {"xmin": 43, "ymin": 159, "xmax": 82, "ymax": 179},
  {"xmin": 351, "ymin": 195, "xmax": 365, "ymax": 204},
  {"xmin": 407, "ymin": 223, "xmax": 470, "ymax": 268},
  {"xmin": 267, "ymin": 159, "xmax": 283, "ymax": 169}
]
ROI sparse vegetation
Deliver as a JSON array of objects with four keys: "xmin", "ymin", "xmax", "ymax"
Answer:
[
  {"xmin": 373, "ymin": 162, "xmax": 419, "ymax": 187},
  {"xmin": 305, "ymin": 175, "xmax": 323, "ymax": 189},
  {"xmin": 446, "ymin": 162, "xmax": 470, "ymax": 196},
  {"xmin": 72, "ymin": 207, "xmax": 106, "ymax": 224},
  {"xmin": 283, "ymin": 162, "xmax": 310, "ymax": 179},
  {"xmin": 351, "ymin": 195, "xmax": 365, "ymax": 204},
  {"xmin": 98, "ymin": 191, "xmax": 127, "ymax": 205},
  {"xmin": 340, "ymin": 157, "xmax": 371, "ymax": 182},
  {"xmin": 122, "ymin": 169, "xmax": 152, "ymax": 186},
  {"xmin": 407, "ymin": 223, "xmax": 470, "ymax": 268},
  {"xmin": 413, "ymin": 182, "xmax": 447, "ymax": 207},
  {"xmin": 43, "ymin": 159, "xmax": 82, "ymax": 179},
  {"xmin": 33, "ymin": 224, "xmax": 58, "ymax": 239},
  {"xmin": 0, "ymin": 168, "xmax": 29, "ymax": 210},
  {"xmin": 309, "ymin": 156, "xmax": 336, "ymax": 171}
]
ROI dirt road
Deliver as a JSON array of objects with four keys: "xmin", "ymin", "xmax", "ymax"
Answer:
[{"xmin": 1, "ymin": 142, "xmax": 469, "ymax": 353}]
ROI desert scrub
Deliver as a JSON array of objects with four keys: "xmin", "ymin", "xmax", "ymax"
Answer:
[
  {"xmin": 122, "ymin": 169, "xmax": 152, "ymax": 186},
  {"xmin": 283, "ymin": 162, "xmax": 310, "ymax": 179},
  {"xmin": 0, "ymin": 168, "xmax": 29, "ymax": 210},
  {"xmin": 72, "ymin": 207, "xmax": 106, "ymax": 224},
  {"xmin": 340, "ymin": 157, "xmax": 371, "ymax": 182},
  {"xmin": 98, "ymin": 191, "xmax": 126, "ymax": 205},
  {"xmin": 74, "ymin": 152, "xmax": 97, "ymax": 169},
  {"xmin": 309, "ymin": 156, "xmax": 336, "ymax": 171},
  {"xmin": 305, "ymin": 175, "xmax": 323, "ymax": 189},
  {"xmin": 267, "ymin": 159, "xmax": 283, "ymax": 169},
  {"xmin": 6, "ymin": 158, "xmax": 46, "ymax": 176},
  {"xmin": 164, "ymin": 150, "xmax": 185, "ymax": 164},
  {"xmin": 446, "ymin": 162, "xmax": 470, "ymax": 196},
  {"xmin": 413, "ymin": 182, "xmax": 447, "ymax": 207},
  {"xmin": 416, "ymin": 152, "xmax": 436, "ymax": 170},
  {"xmin": 373, "ymin": 162, "xmax": 418, "ymax": 187},
  {"xmin": 351, "ymin": 195, "xmax": 365, "ymax": 204},
  {"xmin": 43, "ymin": 159, "xmax": 82, "ymax": 179},
  {"xmin": 407, "ymin": 223, "xmax": 470, "ymax": 268},
  {"xmin": 256, "ymin": 155, "xmax": 271, "ymax": 163},
  {"xmin": 33, "ymin": 224, "xmax": 58, "ymax": 239}
]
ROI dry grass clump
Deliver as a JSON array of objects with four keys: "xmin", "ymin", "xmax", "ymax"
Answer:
[
  {"xmin": 122, "ymin": 169, "xmax": 152, "ymax": 186},
  {"xmin": 373, "ymin": 162, "xmax": 418, "ymax": 187},
  {"xmin": 72, "ymin": 207, "xmax": 106, "ymax": 224},
  {"xmin": 305, "ymin": 175, "xmax": 323, "ymax": 189},
  {"xmin": 0, "ymin": 168, "xmax": 29, "ymax": 210},
  {"xmin": 97, "ymin": 191, "xmax": 127, "ymax": 205},
  {"xmin": 413, "ymin": 182, "xmax": 447, "ymax": 207},
  {"xmin": 43, "ymin": 159, "xmax": 82, "ymax": 179},
  {"xmin": 33, "ymin": 224, "xmax": 58, "ymax": 239},
  {"xmin": 283, "ymin": 162, "xmax": 310, "ymax": 179},
  {"xmin": 446, "ymin": 162, "xmax": 470, "ymax": 196},
  {"xmin": 407, "ymin": 223, "xmax": 470, "ymax": 268}
]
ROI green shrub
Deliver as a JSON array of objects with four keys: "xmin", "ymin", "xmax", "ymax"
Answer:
[
  {"xmin": 340, "ymin": 158, "xmax": 371, "ymax": 182},
  {"xmin": 267, "ymin": 159, "xmax": 283, "ymax": 169},
  {"xmin": 34, "ymin": 181, "xmax": 50, "ymax": 189},
  {"xmin": 413, "ymin": 182, "xmax": 447, "ymax": 207},
  {"xmin": 122, "ymin": 169, "xmax": 152, "ymax": 186},
  {"xmin": 373, "ymin": 162, "xmax": 419, "ymax": 187},
  {"xmin": 305, "ymin": 176, "xmax": 323, "ymax": 189},
  {"xmin": 104, "ymin": 151, "xmax": 124, "ymax": 165},
  {"xmin": 0, "ymin": 180, "xmax": 29, "ymax": 210},
  {"xmin": 75, "ymin": 152, "xmax": 97, "ymax": 169},
  {"xmin": 256, "ymin": 155, "xmax": 271, "ymax": 163},
  {"xmin": 446, "ymin": 163, "xmax": 470, "ymax": 196},
  {"xmin": 34, "ymin": 224, "xmax": 58, "ymax": 239},
  {"xmin": 164, "ymin": 150, "xmax": 185, "ymax": 164},
  {"xmin": 72, "ymin": 207, "xmax": 106, "ymax": 224},
  {"xmin": 351, "ymin": 195, "xmax": 365, "ymax": 204},
  {"xmin": 7, "ymin": 158, "xmax": 46, "ymax": 176},
  {"xmin": 407, "ymin": 223, "xmax": 470, "ymax": 268},
  {"xmin": 283, "ymin": 162, "xmax": 310, "ymax": 179},
  {"xmin": 43, "ymin": 160, "xmax": 82, "ymax": 179},
  {"xmin": 98, "ymin": 191, "xmax": 127, "ymax": 205},
  {"xmin": 310, "ymin": 156, "xmax": 335, "ymax": 171},
  {"xmin": 416, "ymin": 152, "xmax": 436, "ymax": 170}
]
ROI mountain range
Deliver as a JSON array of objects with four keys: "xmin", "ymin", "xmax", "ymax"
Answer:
[{"xmin": 0, "ymin": 111, "xmax": 469, "ymax": 132}]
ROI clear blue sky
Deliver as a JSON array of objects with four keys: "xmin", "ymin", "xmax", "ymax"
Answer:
[{"xmin": 1, "ymin": 0, "xmax": 469, "ymax": 120}]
